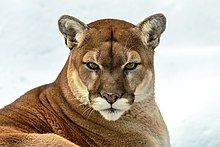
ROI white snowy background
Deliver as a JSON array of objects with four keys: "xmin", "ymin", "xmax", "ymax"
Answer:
[{"xmin": 0, "ymin": 0, "xmax": 220, "ymax": 146}]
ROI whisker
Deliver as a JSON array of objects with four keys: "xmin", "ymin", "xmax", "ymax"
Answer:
[
  {"xmin": 87, "ymin": 109, "xmax": 95, "ymax": 119},
  {"xmin": 82, "ymin": 107, "xmax": 93, "ymax": 117}
]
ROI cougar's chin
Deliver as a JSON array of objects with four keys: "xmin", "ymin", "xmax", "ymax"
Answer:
[{"xmin": 92, "ymin": 97, "xmax": 131, "ymax": 121}]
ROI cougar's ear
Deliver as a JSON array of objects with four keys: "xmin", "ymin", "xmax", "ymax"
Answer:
[
  {"xmin": 58, "ymin": 15, "xmax": 89, "ymax": 50},
  {"xmin": 137, "ymin": 13, "xmax": 166, "ymax": 49}
]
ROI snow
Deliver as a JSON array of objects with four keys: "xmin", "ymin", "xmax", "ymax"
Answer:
[
  {"xmin": 155, "ymin": 47, "xmax": 220, "ymax": 146},
  {"xmin": 0, "ymin": 0, "xmax": 220, "ymax": 146}
]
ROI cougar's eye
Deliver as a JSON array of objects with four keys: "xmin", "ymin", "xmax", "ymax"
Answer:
[
  {"xmin": 125, "ymin": 62, "xmax": 139, "ymax": 70},
  {"xmin": 86, "ymin": 62, "xmax": 99, "ymax": 70}
]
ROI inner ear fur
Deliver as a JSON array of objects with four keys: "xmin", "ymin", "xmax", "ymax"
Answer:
[
  {"xmin": 58, "ymin": 15, "xmax": 88, "ymax": 50},
  {"xmin": 137, "ymin": 13, "xmax": 166, "ymax": 49}
]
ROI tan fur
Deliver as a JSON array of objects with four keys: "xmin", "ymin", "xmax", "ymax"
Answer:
[{"xmin": 0, "ymin": 13, "xmax": 170, "ymax": 146}]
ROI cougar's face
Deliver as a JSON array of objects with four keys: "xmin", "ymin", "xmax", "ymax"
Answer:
[
  {"xmin": 68, "ymin": 27, "xmax": 154, "ymax": 121},
  {"xmin": 59, "ymin": 14, "xmax": 165, "ymax": 121}
]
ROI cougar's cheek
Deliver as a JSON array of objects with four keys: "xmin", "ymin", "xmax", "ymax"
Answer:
[
  {"xmin": 87, "ymin": 72, "xmax": 99, "ymax": 91},
  {"xmin": 78, "ymin": 65, "xmax": 100, "ymax": 92},
  {"xmin": 125, "ymin": 68, "xmax": 145, "ymax": 92},
  {"xmin": 120, "ymin": 93, "xmax": 135, "ymax": 105},
  {"xmin": 134, "ymin": 70, "xmax": 154, "ymax": 102},
  {"xmin": 67, "ymin": 69, "xmax": 90, "ymax": 105}
]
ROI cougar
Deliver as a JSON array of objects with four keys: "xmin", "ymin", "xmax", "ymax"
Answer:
[{"xmin": 0, "ymin": 13, "xmax": 170, "ymax": 147}]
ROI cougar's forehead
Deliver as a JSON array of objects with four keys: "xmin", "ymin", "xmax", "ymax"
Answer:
[{"xmin": 80, "ymin": 21, "xmax": 147, "ymax": 66}]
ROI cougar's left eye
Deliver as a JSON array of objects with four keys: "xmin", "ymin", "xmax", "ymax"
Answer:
[
  {"xmin": 125, "ymin": 62, "xmax": 139, "ymax": 70},
  {"xmin": 86, "ymin": 62, "xmax": 99, "ymax": 70}
]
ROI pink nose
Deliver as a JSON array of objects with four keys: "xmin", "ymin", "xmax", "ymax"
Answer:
[{"xmin": 101, "ymin": 92, "xmax": 120, "ymax": 104}]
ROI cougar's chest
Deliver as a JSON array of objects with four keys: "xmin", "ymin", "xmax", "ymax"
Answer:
[{"xmin": 80, "ymin": 117, "xmax": 152, "ymax": 146}]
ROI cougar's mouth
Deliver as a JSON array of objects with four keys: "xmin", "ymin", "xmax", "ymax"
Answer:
[
  {"xmin": 92, "ymin": 97, "xmax": 131, "ymax": 121},
  {"xmin": 100, "ymin": 107, "xmax": 125, "ymax": 114}
]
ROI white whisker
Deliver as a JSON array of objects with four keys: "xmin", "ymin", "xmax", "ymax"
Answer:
[{"xmin": 87, "ymin": 109, "xmax": 95, "ymax": 119}]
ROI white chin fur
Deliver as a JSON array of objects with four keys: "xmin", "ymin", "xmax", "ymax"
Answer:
[
  {"xmin": 92, "ymin": 98, "xmax": 130, "ymax": 121},
  {"xmin": 99, "ymin": 110, "xmax": 125, "ymax": 121}
]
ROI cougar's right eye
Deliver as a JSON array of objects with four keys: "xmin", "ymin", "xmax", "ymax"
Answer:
[{"xmin": 85, "ymin": 62, "xmax": 99, "ymax": 70}]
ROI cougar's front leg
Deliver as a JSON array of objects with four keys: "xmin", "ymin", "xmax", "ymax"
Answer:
[{"xmin": 0, "ymin": 127, "xmax": 79, "ymax": 147}]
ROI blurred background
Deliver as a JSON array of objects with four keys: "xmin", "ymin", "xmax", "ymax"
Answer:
[{"xmin": 0, "ymin": 0, "xmax": 220, "ymax": 146}]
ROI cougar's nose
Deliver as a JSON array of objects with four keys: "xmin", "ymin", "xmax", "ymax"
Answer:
[{"xmin": 101, "ymin": 92, "xmax": 120, "ymax": 104}]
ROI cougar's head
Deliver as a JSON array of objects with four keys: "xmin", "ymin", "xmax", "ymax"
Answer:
[{"xmin": 58, "ymin": 14, "xmax": 166, "ymax": 121}]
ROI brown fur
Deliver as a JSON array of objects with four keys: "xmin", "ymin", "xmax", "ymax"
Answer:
[{"xmin": 0, "ymin": 14, "xmax": 170, "ymax": 146}]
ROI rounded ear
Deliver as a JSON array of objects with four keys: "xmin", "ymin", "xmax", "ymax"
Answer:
[
  {"xmin": 58, "ymin": 15, "xmax": 89, "ymax": 50},
  {"xmin": 137, "ymin": 13, "xmax": 166, "ymax": 49}
]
